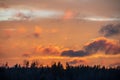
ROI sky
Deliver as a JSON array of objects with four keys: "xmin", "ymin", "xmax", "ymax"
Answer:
[{"xmin": 0, "ymin": 0, "xmax": 120, "ymax": 67}]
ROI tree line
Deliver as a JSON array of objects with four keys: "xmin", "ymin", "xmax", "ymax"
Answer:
[{"xmin": 0, "ymin": 61, "xmax": 120, "ymax": 80}]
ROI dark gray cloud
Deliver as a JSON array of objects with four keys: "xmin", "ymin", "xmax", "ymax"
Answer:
[
  {"xmin": 61, "ymin": 37, "xmax": 120, "ymax": 57},
  {"xmin": 68, "ymin": 59, "xmax": 85, "ymax": 65},
  {"xmin": 61, "ymin": 50, "xmax": 88, "ymax": 57},
  {"xmin": 99, "ymin": 24, "xmax": 120, "ymax": 37}
]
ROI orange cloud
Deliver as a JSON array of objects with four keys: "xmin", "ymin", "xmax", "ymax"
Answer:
[
  {"xmin": 33, "ymin": 26, "xmax": 42, "ymax": 38},
  {"xmin": 63, "ymin": 10, "xmax": 74, "ymax": 20},
  {"xmin": 34, "ymin": 45, "xmax": 61, "ymax": 55}
]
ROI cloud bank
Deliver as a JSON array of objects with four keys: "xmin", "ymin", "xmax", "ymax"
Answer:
[
  {"xmin": 0, "ymin": 8, "xmax": 64, "ymax": 21},
  {"xmin": 61, "ymin": 37, "xmax": 120, "ymax": 57},
  {"xmin": 0, "ymin": 8, "xmax": 120, "ymax": 21},
  {"xmin": 82, "ymin": 17, "xmax": 120, "ymax": 21}
]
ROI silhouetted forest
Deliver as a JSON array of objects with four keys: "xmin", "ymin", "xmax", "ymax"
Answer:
[{"xmin": 0, "ymin": 61, "xmax": 120, "ymax": 80}]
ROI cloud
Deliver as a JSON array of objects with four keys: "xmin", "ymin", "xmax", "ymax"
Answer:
[
  {"xmin": 34, "ymin": 45, "xmax": 61, "ymax": 55},
  {"xmin": 61, "ymin": 37, "xmax": 120, "ymax": 57},
  {"xmin": 22, "ymin": 45, "xmax": 61, "ymax": 57},
  {"xmin": 1, "ymin": 8, "xmax": 120, "ymax": 22},
  {"xmin": 63, "ymin": 10, "xmax": 74, "ymax": 20},
  {"xmin": 82, "ymin": 16, "xmax": 120, "ymax": 21},
  {"xmin": 84, "ymin": 37, "xmax": 120, "ymax": 54},
  {"xmin": 33, "ymin": 26, "xmax": 42, "ymax": 38},
  {"xmin": 22, "ymin": 52, "xmax": 31, "ymax": 57},
  {"xmin": 61, "ymin": 50, "xmax": 88, "ymax": 57},
  {"xmin": 99, "ymin": 24, "xmax": 120, "ymax": 37},
  {"xmin": 68, "ymin": 59, "xmax": 86, "ymax": 65},
  {"xmin": 14, "ymin": 11, "xmax": 32, "ymax": 20},
  {"xmin": 0, "ymin": 8, "xmax": 64, "ymax": 21}
]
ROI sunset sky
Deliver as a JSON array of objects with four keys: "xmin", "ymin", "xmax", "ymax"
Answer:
[{"xmin": 0, "ymin": 0, "xmax": 120, "ymax": 67}]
